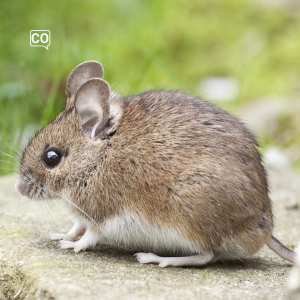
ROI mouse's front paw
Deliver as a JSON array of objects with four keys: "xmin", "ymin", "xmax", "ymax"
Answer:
[
  {"xmin": 59, "ymin": 240, "xmax": 89, "ymax": 252},
  {"xmin": 58, "ymin": 230, "xmax": 99, "ymax": 253},
  {"xmin": 60, "ymin": 240, "xmax": 76, "ymax": 250},
  {"xmin": 50, "ymin": 233, "xmax": 65, "ymax": 240},
  {"xmin": 50, "ymin": 233, "xmax": 74, "ymax": 241}
]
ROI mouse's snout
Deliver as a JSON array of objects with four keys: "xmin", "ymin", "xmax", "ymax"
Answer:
[
  {"xmin": 15, "ymin": 177, "xmax": 25, "ymax": 196},
  {"xmin": 15, "ymin": 174, "xmax": 53, "ymax": 200}
]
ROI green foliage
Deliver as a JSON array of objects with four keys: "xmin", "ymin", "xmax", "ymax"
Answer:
[{"xmin": 1, "ymin": 0, "xmax": 300, "ymax": 174}]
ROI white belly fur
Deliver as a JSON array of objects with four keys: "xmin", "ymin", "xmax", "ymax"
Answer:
[{"xmin": 99, "ymin": 212, "xmax": 205, "ymax": 256}]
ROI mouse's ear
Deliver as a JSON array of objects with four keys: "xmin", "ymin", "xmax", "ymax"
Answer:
[
  {"xmin": 74, "ymin": 78, "xmax": 111, "ymax": 139},
  {"xmin": 66, "ymin": 61, "xmax": 104, "ymax": 99}
]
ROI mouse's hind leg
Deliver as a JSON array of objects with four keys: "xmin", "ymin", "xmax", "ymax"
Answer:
[{"xmin": 135, "ymin": 252, "xmax": 218, "ymax": 268}]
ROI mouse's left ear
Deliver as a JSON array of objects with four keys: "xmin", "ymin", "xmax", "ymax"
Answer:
[
  {"xmin": 74, "ymin": 78, "xmax": 111, "ymax": 140},
  {"xmin": 65, "ymin": 61, "xmax": 104, "ymax": 99}
]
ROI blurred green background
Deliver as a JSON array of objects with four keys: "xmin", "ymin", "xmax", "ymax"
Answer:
[{"xmin": 0, "ymin": 0, "xmax": 300, "ymax": 175}]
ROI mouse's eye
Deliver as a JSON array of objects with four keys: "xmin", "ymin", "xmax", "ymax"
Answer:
[{"xmin": 42, "ymin": 149, "xmax": 62, "ymax": 168}]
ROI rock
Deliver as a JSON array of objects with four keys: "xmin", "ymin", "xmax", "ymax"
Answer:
[
  {"xmin": 264, "ymin": 147, "xmax": 291, "ymax": 169},
  {"xmin": 237, "ymin": 96, "xmax": 300, "ymax": 168},
  {"xmin": 237, "ymin": 96, "xmax": 300, "ymax": 137},
  {"xmin": 237, "ymin": 96, "xmax": 290, "ymax": 137},
  {"xmin": 0, "ymin": 288, "xmax": 5, "ymax": 300},
  {"xmin": 288, "ymin": 244, "xmax": 300, "ymax": 300},
  {"xmin": 1, "ymin": 169, "xmax": 300, "ymax": 300},
  {"xmin": 198, "ymin": 77, "xmax": 240, "ymax": 102}
]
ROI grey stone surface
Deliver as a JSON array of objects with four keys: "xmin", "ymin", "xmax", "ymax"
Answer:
[
  {"xmin": 288, "ymin": 243, "xmax": 300, "ymax": 300},
  {"xmin": 1, "ymin": 168, "xmax": 300, "ymax": 300}
]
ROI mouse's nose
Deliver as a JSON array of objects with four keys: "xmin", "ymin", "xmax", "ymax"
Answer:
[{"xmin": 15, "ymin": 178, "xmax": 24, "ymax": 195}]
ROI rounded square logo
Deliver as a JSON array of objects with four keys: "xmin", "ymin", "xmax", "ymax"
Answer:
[{"xmin": 30, "ymin": 30, "xmax": 51, "ymax": 50}]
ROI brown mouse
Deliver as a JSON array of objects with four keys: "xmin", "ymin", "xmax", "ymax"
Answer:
[{"xmin": 15, "ymin": 61, "xmax": 296, "ymax": 267}]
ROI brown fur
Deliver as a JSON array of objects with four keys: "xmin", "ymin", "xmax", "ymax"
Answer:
[{"xmin": 19, "ymin": 87, "xmax": 273, "ymax": 259}]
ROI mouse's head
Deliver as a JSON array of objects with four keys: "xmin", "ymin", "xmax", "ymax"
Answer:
[{"xmin": 15, "ymin": 61, "xmax": 121, "ymax": 200}]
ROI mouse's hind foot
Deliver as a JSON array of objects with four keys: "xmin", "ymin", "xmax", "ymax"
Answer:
[{"xmin": 134, "ymin": 252, "xmax": 216, "ymax": 268}]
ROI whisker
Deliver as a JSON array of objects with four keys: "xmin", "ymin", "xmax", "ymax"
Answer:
[
  {"xmin": 1, "ymin": 142, "xmax": 22, "ymax": 158},
  {"xmin": 0, "ymin": 174, "xmax": 19, "ymax": 178},
  {"xmin": 21, "ymin": 196, "xmax": 27, "ymax": 205},
  {"xmin": 43, "ymin": 187, "xmax": 98, "ymax": 226},
  {"xmin": 34, "ymin": 199, "xmax": 38, "ymax": 217},
  {"xmin": 38, "ymin": 201, "xmax": 47, "ymax": 226},
  {"xmin": 40, "ymin": 191, "xmax": 55, "ymax": 224},
  {"xmin": 13, "ymin": 195, "xmax": 22, "ymax": 215},
  {"xmin": 0, "ymin": 184, "xmax": 16, "ymax": 193},
  {"xmin": 39, "ymin": 200, "xmax": 47, "ymax": 224},
  {"xmin": 44, "ymin": 200, "xmax": 57, "ymax": 221},
  {"xmin": 0, "ymin": 160, "xmax": 19, "ymax": 168},
  {"xmin": 29, "ymin": 196, "xmax": 33, "ymax": 214},
  {"xmin": 52, "ymin": 199, "xmax": 73, "ymax": 221},
  {"xmin": 0, "ymin": 151, "xmax": 19, "ymax": 162},
  {"xmin": 40, "ymin": 200, "xmax": 48, "ymax": 224},
  {"xmin": 0, "ymin": 169, "xmax": 18, "ymax": 175}
]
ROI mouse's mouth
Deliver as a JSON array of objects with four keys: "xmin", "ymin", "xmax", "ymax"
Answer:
[{"xmin": 15, "ymin": 175, "xmax": 52, "ymax": 200}]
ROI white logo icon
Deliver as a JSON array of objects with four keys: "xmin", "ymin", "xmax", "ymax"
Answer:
[{"xmin": 30, "ymin": 30, "xmax": 51, "ymax": 50}]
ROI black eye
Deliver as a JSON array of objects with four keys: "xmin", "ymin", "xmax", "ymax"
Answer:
[{"xmin": 42, "ymin": 149, "xmax": 62, "ymax": 168}]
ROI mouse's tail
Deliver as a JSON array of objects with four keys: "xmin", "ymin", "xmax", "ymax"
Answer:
[{"xmin": 267, "ymin": 235, "xmax": 296, "ymax": 264}]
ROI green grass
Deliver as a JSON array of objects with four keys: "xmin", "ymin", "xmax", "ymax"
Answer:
[{"xmin": 1, "ymin": 0, "xmax": 300, "ymax": 174}]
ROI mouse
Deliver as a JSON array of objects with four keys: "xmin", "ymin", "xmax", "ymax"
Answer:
[{"xmin": 15, "ymin": 60, "xmax": 296, "ymax": 267}]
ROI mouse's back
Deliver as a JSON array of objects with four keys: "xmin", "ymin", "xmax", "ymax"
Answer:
[{"xmin": 95, "ymin": 89, "xmax": 273, "ymax": 258}]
